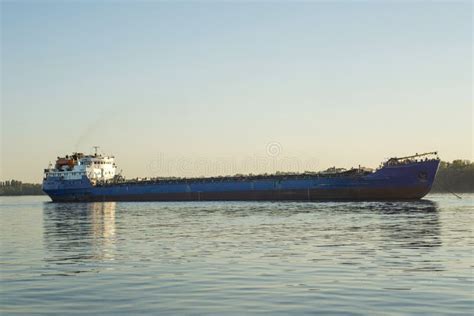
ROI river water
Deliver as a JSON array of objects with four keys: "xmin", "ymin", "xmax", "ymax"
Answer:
[{"xmin": 1, "ymin": 195, "xmax": 473, "ymax": 315}]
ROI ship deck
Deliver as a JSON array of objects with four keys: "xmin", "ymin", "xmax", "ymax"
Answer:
[{"xmin": 95, "ymin": 168, "xmax": 372, "ymax": 187}]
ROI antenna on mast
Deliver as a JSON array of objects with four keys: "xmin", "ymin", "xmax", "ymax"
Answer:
[{"xmin": 93, "ymin": 146, "xmax": 100, "ymax": 156}]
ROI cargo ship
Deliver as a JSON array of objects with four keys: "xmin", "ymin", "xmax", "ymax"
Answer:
[{"xmin": 42, "ymin": 151, "xmax": 440, "ymax": 202}]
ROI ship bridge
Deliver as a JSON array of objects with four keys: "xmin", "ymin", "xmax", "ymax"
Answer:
[{"xmin": 44, "ymin": 152, "xmax": 117, "ymax": 182}]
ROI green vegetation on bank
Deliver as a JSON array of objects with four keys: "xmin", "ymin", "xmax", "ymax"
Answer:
[
  {"xmin": 0, "ymin": 160, "xmax": 473, "ymax": 195},
  {"xmin": 431, "ymin": 160, "xmax": 474, "ymax": 193},
  {"xmin": 0, "ymin": 180, "xmax": 45, "ymax": 196}
]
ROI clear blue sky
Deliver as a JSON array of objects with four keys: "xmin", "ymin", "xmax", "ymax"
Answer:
[{"xmin": 1, "ymin": 1, "xmax": 472, "ymax": 182}]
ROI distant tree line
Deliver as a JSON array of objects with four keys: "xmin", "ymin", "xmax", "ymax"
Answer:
[
  {"xmin": 0, "ymin": 160, "xmax": 472, "ymax": 195},
  {"xmin": 0, "ymin": 180, "xmax": 45, "ymax": 196},
  {"xmin": 431, "ymin": 160, "xmax": 474, "ymax": 193}
]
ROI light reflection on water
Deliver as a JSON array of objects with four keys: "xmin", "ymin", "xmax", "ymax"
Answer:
[
  {"xmin": 1, "ymin": 195, "xmax": 472, "ymax": 315},
  {"xmin": 43, "ymin": 202, "xmax": 117, "ymax": 267}
]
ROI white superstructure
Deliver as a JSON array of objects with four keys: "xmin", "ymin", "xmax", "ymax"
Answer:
[{"xmin": 44, "ymin": 152, "xmax": 117, "ymax": 183}]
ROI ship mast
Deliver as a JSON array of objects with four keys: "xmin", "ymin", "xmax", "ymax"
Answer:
[{"xmin": 93, "ymin": 146, "xmax": 100, "ymax": 156}]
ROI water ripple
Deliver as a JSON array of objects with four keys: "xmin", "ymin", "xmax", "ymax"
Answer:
[{"xmin": 0, "ymin": 195, "xmax": 473, "ymax": 315}]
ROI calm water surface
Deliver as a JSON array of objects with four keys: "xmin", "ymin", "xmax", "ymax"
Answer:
[{"xmin": 1, "ymin": 195, "xmax": 473, "ymax": 315}]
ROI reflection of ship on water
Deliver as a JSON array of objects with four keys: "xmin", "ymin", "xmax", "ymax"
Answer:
[
  {"xmin": 43, "ymin": 202, "xmax": 117, "ymax": 266},
  {"xmin": 374, "ymin": 200, "xmax": 441, "ymax": 250},
  {"xmin": 362, "ymin": 200, "xmax": 444, "ymax": 274}
]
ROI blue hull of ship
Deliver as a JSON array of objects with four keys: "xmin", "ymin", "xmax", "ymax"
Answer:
[{"xmin": 42, "ymin": 160, "xmax": 440, "ymax": 202}]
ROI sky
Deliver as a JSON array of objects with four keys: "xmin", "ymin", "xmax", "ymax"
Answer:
[{"xmin": 1, "ymin": 1, "xmax": 472, "ymax": 182}]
